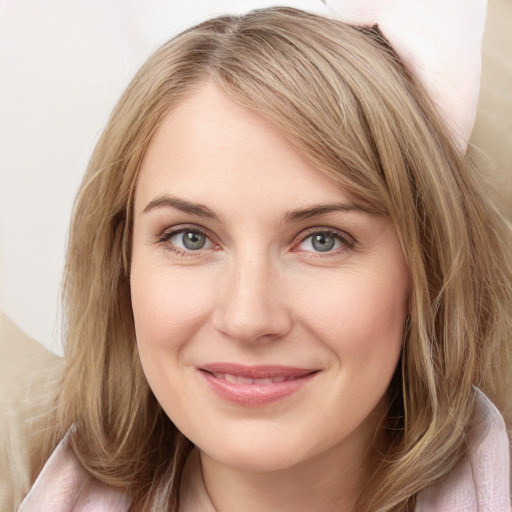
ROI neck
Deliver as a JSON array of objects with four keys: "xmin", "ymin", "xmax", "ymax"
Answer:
[
  {"xmin": 202, "ymin": 451, "xmax": 369, "ymax": 512},
  {"xmin": 198, "ymin": 413, "xmax": 382, "ymax": 512}
]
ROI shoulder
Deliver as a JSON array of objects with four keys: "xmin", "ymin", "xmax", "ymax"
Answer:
[
  {"xmin": 416, "ymin": 389, "xmax": 511, "ymax": 511},
  {"xmin": 0, "ymin": 311, "xmax": 63, "ymax": 511}
]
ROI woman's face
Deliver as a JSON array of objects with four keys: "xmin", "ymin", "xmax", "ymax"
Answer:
[{"xmin": 131, "ymin": 82, "xmax": 409, "ymax": 473}]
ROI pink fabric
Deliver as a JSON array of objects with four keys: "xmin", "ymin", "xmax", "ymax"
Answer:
[
  {"xmin": 17, "ymin": 431, "xmax": 130, "ymax": 512},
  {"xmin": 415, "ymin": 389, "xmax": 511, "ymax": 512},
  {"xmin": 17, "ymin": 390, "xmax": 511, "ymax": 511},
  {"xmin": 323, "ymin": 0, "xmax": 487, "ymax": 150}
]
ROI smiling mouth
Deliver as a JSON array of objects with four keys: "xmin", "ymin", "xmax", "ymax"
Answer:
[
  {"xmin": 206, "ymin": 372, "xmax": 299, "ymax": 384},
  {"xmin": 198, "ymin": 363, "xmax": 318, "ymax": 406}
]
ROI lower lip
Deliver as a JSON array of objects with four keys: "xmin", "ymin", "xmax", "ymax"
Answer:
[{"xmin": 199, "ymin": 371, "xmax": 316, "ymax": 406}]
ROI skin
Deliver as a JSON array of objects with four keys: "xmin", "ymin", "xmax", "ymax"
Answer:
[{"xmin": 130, "ymin": 81, "xmax": 410, "ymax": 512}]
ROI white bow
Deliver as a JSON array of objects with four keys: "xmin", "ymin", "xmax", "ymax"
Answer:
[{"xmin": 321, "ymin": 0, "xmax": 488, "ymax": 150}]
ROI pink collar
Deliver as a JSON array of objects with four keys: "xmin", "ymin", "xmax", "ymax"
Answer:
[
  {"xmin": 17, "ymin": 430, "xmax": 130, "ymax": 511},
  {"xmin": 18, "ymin": 389, "xmax": 510, "ymax": 511},
  {"xmin": 415, "ymin": 388, "xmax": 511, "ymax": 511}
]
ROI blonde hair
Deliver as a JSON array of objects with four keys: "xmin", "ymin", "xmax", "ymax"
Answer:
[{"xmin": 39, "ymin": 7, "xmax": 511, "ymax": 511}]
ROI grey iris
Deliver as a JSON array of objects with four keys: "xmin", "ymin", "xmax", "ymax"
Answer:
[
  {"xmin": 312, "ymin": 233, "xmax": 335, "ymax": 252},
  {"xmin": 182, "ymin": 231, "xmax": 206, "ymax": 250}
]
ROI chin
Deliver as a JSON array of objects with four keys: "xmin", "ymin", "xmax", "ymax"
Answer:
[
  {"xmin": 207, "ymin": 444, "xmax": 306, "ymax": 473},
  {"xmin": 193, "ymin": 421, "xmax": 321, "ymax": 473}
]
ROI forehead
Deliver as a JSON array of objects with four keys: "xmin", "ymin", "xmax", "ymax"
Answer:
[{"xmin": 134, "ymin": 81, "xmax": 353, "ymax": 216}]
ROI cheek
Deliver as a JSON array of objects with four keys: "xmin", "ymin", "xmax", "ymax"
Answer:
[
  {"xmin": 130, "ymin": 262, "xmax": 220, "ymax": 424},
  {"xmin": 132, "ymin": 254, "xmax": 212, "ymax": 326},
  {"xmin": 130, "ymin": 261, "xmax": 217, "ymax": 372},
  {"xmin": 294, "ymin": 266, "xmax": 408, "ymax": 376},
  {"xmin": 300, "ymin": 269, "xmax": 406, "ymax": 330},
  {"xmin": 296, "ymin": 271, "xmax": 408, "ymax": 436}
]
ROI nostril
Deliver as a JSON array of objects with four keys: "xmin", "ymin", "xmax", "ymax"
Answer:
[{"xmin": 211, "ymin": 301, "xmax": 292, "ymax": 343}]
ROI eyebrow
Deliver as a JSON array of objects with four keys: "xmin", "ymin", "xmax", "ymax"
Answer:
[
  {"xmin": 143, "ymin": 195, "xmax": 218, "ymax": 219},
  {"xmin": 142, "ymin": 194, "xmax": 378, "ymax": 222},
  {"xmin": 283, "ymin": 203, "xmax": 377, "ymax": 222}
]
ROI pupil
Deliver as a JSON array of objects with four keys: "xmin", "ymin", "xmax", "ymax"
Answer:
[
  {"xmin": 182, "ymin": 231, "xmax": 206, "ymax": 250},
  {"xmin": 312, "ymin": 233, "xmax": 334, "ymax": 252}
]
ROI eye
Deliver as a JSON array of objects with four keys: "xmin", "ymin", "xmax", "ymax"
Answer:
[
  {"xmin": 295, "ymin": 230, "xmax": 353, "ymax": 254},
  {"xmin": 159, "ymin": 227, "xmax": 216, "ymax": 254}
]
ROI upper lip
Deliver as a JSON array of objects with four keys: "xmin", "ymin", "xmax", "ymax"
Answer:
[{"xmin": 199, "ymin": 363, "xmax": 316, "ymax": 379}]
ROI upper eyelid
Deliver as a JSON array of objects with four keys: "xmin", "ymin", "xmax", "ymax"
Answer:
[
  {"xmin": 159, "ymin": 224, "xmax": 216, "ymax": 241},
  {"xmin": 156, "ymin": 224, "xmax": 356, "ymax": 250},
  {"xmin": 294, "ymin": 226, "xmax": 355, "ymax": 243},
  {"xmin": 156, "ymin": 225, "xmax": 218, "ymax": 256}
]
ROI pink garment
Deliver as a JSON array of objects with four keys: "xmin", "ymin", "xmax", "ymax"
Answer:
[
  {"xmin": 16, "ymin": 432, "xmax": 130, "ymax": 512},
  {"xmin": 17, "ymin": 390, "xmax": 511, "ymax": 512},
  {"xmin": 415, "ymin": 389, "xmax": 511, "ymax": 512}
]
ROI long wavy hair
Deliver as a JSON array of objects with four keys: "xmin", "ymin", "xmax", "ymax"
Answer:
[{"xmin": 36, "ymin": 7, "xmax": 511, "ymax": 511}]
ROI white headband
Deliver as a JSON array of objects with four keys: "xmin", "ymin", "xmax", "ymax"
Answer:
[{"xmin": 318, "ymin": 0, "xmax": 488, "ymax": 150}]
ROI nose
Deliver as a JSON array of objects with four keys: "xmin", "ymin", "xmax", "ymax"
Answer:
[{"xmin": 211, "ymin": 253, "xmax": 292, "ymax": 344}]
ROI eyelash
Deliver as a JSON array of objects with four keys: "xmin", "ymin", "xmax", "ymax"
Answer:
[
  {"xmin": 156, "ymin": 225, "xmax": 356, "ymax": 257},
  {"xmin": 157, "ymin": 225, "xmax": 218, "ymax": 258},
  {"xmin": 292, "ymin": 227, "xmax": 356, "ymax": 255}
]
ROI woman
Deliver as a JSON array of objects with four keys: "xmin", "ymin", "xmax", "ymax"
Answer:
[{"xmin": 14, "ymin": 6, "xmax": 512, "ymax": 512}]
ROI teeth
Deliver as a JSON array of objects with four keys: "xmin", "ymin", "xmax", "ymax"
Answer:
[
  {"xmin": 225, "ymin": 374, "xmax": 254, "ymax": 384},
  {"xmin": 211, "ymin": 372, "xmax": 290, "ymax": 384},
  {"xmin": 239, "ymin": 376, "xmax": 256, "ymax": 384}
]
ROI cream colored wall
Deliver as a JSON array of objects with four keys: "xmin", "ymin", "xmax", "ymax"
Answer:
[{"xmin": 471, "ymin": 0, "xmax": 512, "ymax": 212}]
